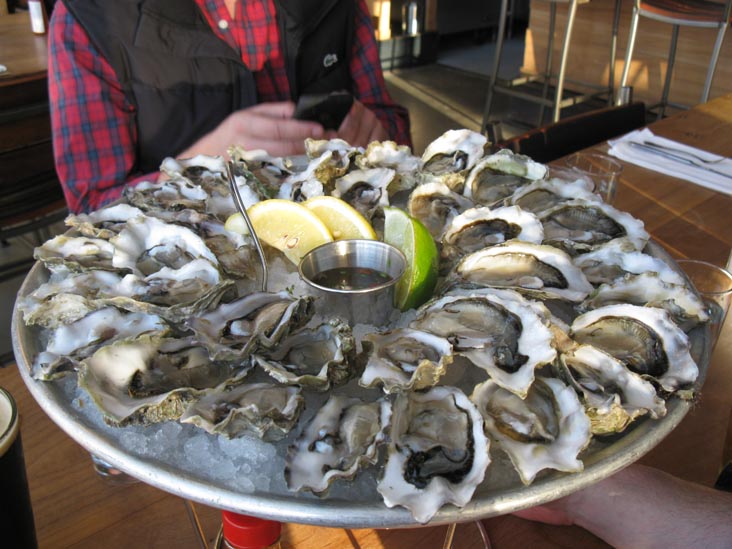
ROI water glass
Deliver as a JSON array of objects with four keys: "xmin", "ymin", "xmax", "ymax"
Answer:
[
  {"xmin": 676, "ymin": 259, "xmax": 732, "ymax": 348},
  {"xmin": 565, "ymin": 152, "xmax": 623, "ymax": 204}
]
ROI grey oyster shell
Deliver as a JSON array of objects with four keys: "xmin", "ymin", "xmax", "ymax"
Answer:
[
  {"xmin": 358, "ymin": 328, "xmax": 454, "ymax": 393},
  {"xmin": 186, "ymin": 291, "xmax": 314, "ymax": 360},
  {"xmin": 557, "ymin": 344, "xmax": 666, "ymax": 435},
  {"xmin": 34, "ymin": 235, "xmax": 116, "ymax": 273},
  {"xmin": 179, "ymin": 382, "xmax": 304, "ymax": 441},
  {"xmin": 65, "ymin": 204, "xmax": 146, "ymax": 240},
  {"xmin": 446, "ymin": 239, "xmax": 593, "ymax": 302},
  {"xmin": 407, "ymin": 180, "xmax": 475, "ymax": 239},
  {"xmin": 570, "ymin": 304, "xmax": 699, "ymax": 392},
  {"xmin": 32, "ymin": 307, "xmax": 169, "ymax": 381},
  {"xmin": 540, "ymin": 199, "xmax": 649, "ymax": 255},
  {"xmin": 581, "ymin": 272, "xmax": 709, "ymax": 331},
  {"xmin": 421, "ymin": 129, "xmax": 488, "ymax": 193},
  {"xmin": 377, "ymin": 385, "xmax": 490, "ymax": 523},
  {"xmin": 285, "ymin": 395, "xmax": 391, "ymax": 494},
  {"xmin": 471, "ymin": 377, "xmax": 591, "ymax": 485},
  {"xmin": 332, "ymin": 168, "xmax": 395, "ymax": 220},
  {"xmin": 252, "ymin": 320, "xmax": 357, "ymax": 391},
  {"xmin": 507, "ymin": 177, "xmax": 599, "ymax": 214},
  {"xmin": 78, "ymin": 335, "xmax": 248, "ymax": 426},
  {"xmin": 463, "ymin": 150, "xmax": 547, "ymax": 206}
]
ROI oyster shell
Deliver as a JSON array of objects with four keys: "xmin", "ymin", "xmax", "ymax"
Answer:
[
  {"xmin": 570, "ymin": 304, "xmax": 699, "ymax": 392},
  {"xmin": 332, "ymin": 168, "xmax": 395, "ymax": 220},
  {"xmin": 65, "ymin": 204, "xmax": 146, "ymax": 240},
  {"xmin": 407, "ymin": 181, "xmax": 475, "ymax": 239},
  {"xmin": 252, "ymin": 320, "xmax": 357, "ymax": 391},
  {"xmin": 359, "ymin": 328, "xmax": 454, "ymax": 393},
  {"xmin": 540, "ymin": 199, "xmax": 649, "ymax": 255},
  {"xmin": 557, "ymin": 344, "xmax": 667, "ymax": 435},
  {"xmin": 440, "ymin": 206, "xmax": 544, "ymax": 268},
  {"xmin": 463, "ymin": 150, "xmax": 547, "ymax": 206},
  {"xmin": 356, "ymin": 140, "xmax": 422, "ymax": 191},
  {"xmin": 446, "ymin": 240, "xmax": 593, "ymax": 302},
  {"xmin": 421, "ymin": 129, "xmax": 487, "ymax": 190},
  {"xmin": 377, "ymin": 385, "xmax": 490, "ymax": 523},
  {"xmin": 34, "ymin": 235, "xmax": 116, "ymax": 273},
  {"xmin": 78, "ymin": 335, "xmax": 247, "ymax": 426},
  {"xmin": 180, "ymin": 382, "xmax": 304, "ymax": 441},
  {"xmin": 507, "ymin": 177, "xmax": 599, "ymax": 214},
  {"xmin": 186, "ymin": 291, "xmax": 314, "ymax": 360},
  {"xmin": 285, "ymin": 395, "xmax": 391, "ymax": 494},
  {"xmin": 581, "ymin": 272, "xmax": 709, "ymax": 331},
  {"xmin": 471, "ymin": 377, "xmax": 591, "ymax": 485}
]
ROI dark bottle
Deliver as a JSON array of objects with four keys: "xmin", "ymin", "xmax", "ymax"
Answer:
[{"xmin": 214, "ymin": 511, "xmax": 282, "ymax": 549}]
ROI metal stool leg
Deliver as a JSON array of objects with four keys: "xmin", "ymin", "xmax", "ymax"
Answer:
[
  {"xmin": 658, "ymin": 24, "xmax": 679, "ymax": 119},
  {"xmin": 538, "ymin": 2, "xmax": 557, "ymax": 126},
  {"xmin": 617, "ymin": 3, "xmax": 640, "ymax": 105},
  {"xmin": 551, "ymin": 0, "xmax": 580, "ymax": 123},
  {"xmin": 607, "ymin": 0, "xmax": 622, "ymax": 105},
  {"xmin": 702, "ymin": 19, "xmax": 731, "ymax": 103},
  {"xmin": 482, "ymin": 0, "xmax": 510, "ymax": 133}
]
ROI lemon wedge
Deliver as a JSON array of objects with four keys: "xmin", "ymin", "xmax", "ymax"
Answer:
[
  {"xmin": 226, "ymin": 199, "xmax": 333, "ymax": 264},
  {"xmin": 302, "ymin": 196, "xmax": 377, "ymax": 240}
]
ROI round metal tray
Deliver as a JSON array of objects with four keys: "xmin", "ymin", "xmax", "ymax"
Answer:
[{"xmin": 11, "ymin": 242, "xmax": 709, "ymax": 529}]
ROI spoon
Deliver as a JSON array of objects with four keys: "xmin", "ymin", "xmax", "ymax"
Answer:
[{"xmin": 226, "ymin": 160, "xmax": 269, "ymax": 292}]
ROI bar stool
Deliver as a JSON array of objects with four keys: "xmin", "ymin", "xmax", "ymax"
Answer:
[
  {"xmin": 617, "ymin": 0, "xmax": 732, "ymax": 118},
  {"xmin": 482, "ymin": 0, "xmax": 622, "ymax": 135}
]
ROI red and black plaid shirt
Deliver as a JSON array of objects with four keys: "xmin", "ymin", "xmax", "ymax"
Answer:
[{"xmin": 49, "ymin": 0, "xmax": 411, "ymax": 213}]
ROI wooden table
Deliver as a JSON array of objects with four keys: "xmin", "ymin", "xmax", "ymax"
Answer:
[
  {"xmin": 0, "ymin": 11, "xmax": 48, "ymax": 107},
  {"xmin": 3, "ymin": 95, "xmax": 732, "ymax": 548}
]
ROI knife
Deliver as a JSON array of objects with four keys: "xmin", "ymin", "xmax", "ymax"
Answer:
[{"xmin": 627, "ymin": 141, "xmax": 732, "ymax": 181}]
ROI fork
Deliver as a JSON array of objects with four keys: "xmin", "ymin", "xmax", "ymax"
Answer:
[
  {"xmin": 628, "ymin": 141, "xmax": 732, "ymax": 180},
  {"xmin": 640, "ymin": 140, "xmax": 729, "ymax": 164}
]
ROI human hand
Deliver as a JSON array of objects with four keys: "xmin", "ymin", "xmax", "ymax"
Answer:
[
  {"xmin": 180, "ymin": 102, "xmax": 326, "ymax": 158},
  {"xmin": 336, "ymin": 99, "xmax": 389, "ymax": 147},
  {"xmin": 512, "ymin": 499, "xmax": 575, "ymax": 526}
]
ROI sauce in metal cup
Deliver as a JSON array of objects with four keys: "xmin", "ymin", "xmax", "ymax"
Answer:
[{"xmin": 299, "ymin": 240, "xmax": 406, "ymax": 326}]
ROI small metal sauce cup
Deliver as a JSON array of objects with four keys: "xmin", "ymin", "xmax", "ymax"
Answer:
[{"xmin": 298, "ymin": 240, "xmax": 406, "ymax": 326}]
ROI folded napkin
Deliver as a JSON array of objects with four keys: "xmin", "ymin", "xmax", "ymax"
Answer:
[{"xmin": 608, "ymin": 128, "xmax": 732, "ymax": 194}]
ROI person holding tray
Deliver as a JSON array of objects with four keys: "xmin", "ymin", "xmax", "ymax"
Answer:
[
  {"xmin": 512, "ymin": 463, "xmax": 732, "ymax": 548},
  {"xmin": 47, "ymin": 0, "xmax": 411, "ymax": 213}
]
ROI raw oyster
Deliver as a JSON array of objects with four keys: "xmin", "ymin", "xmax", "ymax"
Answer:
[
  {"xmin": 65, "ymin": 204, "xmax": 146, "ymax": 240},
  {"xmin": 356, "ymin": 140, "xmax": 422, "ymax": 191},
  {"xmin": 507, "ymin": 177, "xmax": 599, "ymax": 214},
  {"xmin": 557, "ymin": 344, "xmax": 666, "ymax": 435},
  {"xmin": 446, "ymin": 240, "xmax": 593, "ymax": 302},
  {"xmin": 540, "ymin": 199, "xmax": 649, "ymax": 255},
  {"xmin": 463, "ymin": 150, "xmax": 547, "ymax": 206},
  {"xmin": 573, "ymin": 238, "xmax": 686, "ymax": 286},
  {"xmin": 332, "ymin": 168, "xmax": 395, "ymax": 220},
  {"xmin": 124, "ymin": 178, "xmax": 210, "ymax": 213},
  {"xmin": 471, "ymin": 377, "xmax": 591, "ymax": 485},
  {"xmin": 377, "ymin": 385, "xmax": 490, "ymax": 523},
  {"xmin": 252, "ymin": 320, "xmax": 356, "ymax": 391},
  {"xmin": 570, "ymin": 304, "xmax": 699, "ymax": 392},
  {"xmin": 407, "ymin": 181, "xmax": 475, "ymax": 239},
  {"xmin": 111, "ymin": 216, "xmax": 218, "ymax": 276},
  {"xmin": 411, "ymin": 289, "xmax": 556, "ymax": 397},
  {"xmin": 32, "ymin": 307, "xmax": 168, "ymax": 380},
  {"xmin": 160, "ymin": 154, "xmax": 227, "ymax": 179},
  {"xmin": 228, "ymin": 146, "xmax": 293, "ymax": 191},
  {"xmin": 581, "ymin": 272, "xmax": 709, "ymax": 331},
  {"xmin": 186, "ymin": 291, "xmax": 314, "ymax": 360},
  {"xmin": 421, "ymin": 129, "xmax": 487, "ymax": 188},
  {"xmin": 440, "ymin": 206, "xmax": 544, "ymax": 267},
  {"xmin": 78, "ymin": 335, "xmax": 247, "ymax": 426},
  {"xmin": 180, "ymin": 382, "xmax": 304, "ymax": 441},
  {"xmin": 359, "ymin": 328, "xmax": 454, "ymax": 392},
  {"xmin": 34, "ymin": 235, "xmax": 116, "ymax": 273},
  {"xmin": 198, "ymin": 219, "xmax": 258, "ymax": 280},
  {"xmin": 286, "ymin": 395, "xmax": 391, "ymax": 494}
]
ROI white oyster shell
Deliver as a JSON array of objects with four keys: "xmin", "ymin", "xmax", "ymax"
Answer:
[
  {"xmin": 471, "ymin": 377, "xmax": 591, "ymax": 485},
  {"xmin": 508, "ymin": 177, "xmax": 599, "ymax": 214},
  {"xmin": 463, "ymin": 150, "xmax": 547, "ymax": 206},
  {"xmin": 286, "ymin": 395, "xmax": 390, "ymax": 494},
  {"xmin": 421, "ymin": 129, "xmax": 487, "ymax": 176},
  {"xmin": 332, "ymin": 168, "xmax": 395, "ymax": 219},
  {"xmin": 570, "ymin": 303, "xmax": 699, "ymax": 392},
  {"xmin": 359, "ymin": 328, "xmax": 454, "ymax": 393},
  {"xmin": 377, "ymin": 385, "xmax": 490, "ymax": 523},
  {"xmin": 180, "ymin": 382, "xmax": 304, "ymax": 441},
  {"xmin": 407, "ymin": 180, "xmax": 474, "ymax": 239}
]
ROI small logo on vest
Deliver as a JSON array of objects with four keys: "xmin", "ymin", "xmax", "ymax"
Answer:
[{"xmin": 323, "ymin": 53, "xmax": 338, "ymax": 68}]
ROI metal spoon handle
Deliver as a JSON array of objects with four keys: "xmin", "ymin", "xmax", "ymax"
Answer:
[{"xmin": 226, "ymin": 161, "xmax": 269, "ymax": 292}]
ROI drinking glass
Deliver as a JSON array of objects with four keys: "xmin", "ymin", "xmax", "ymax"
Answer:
[
  {"xmin": 676, "ymin": 259, "xmax": 732, "ymax": 348},
  {"xmin": 565, "ymin": 152, "xmax": 623, "ymax": 204}
]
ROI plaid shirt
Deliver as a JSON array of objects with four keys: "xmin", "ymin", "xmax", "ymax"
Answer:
[{"xmin": 49, "ymin": 0, "xmax": 411, "ymax": 213}]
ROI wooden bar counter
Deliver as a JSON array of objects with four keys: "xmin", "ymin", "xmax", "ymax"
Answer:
[{"xmin": 523, "ymin": 0, "xmax": 732, "ymax": 109}]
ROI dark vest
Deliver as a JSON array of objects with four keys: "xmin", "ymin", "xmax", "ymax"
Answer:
[{"xmin": 62, "ymin": 0, "xmax": 354, "ymax": 173}]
